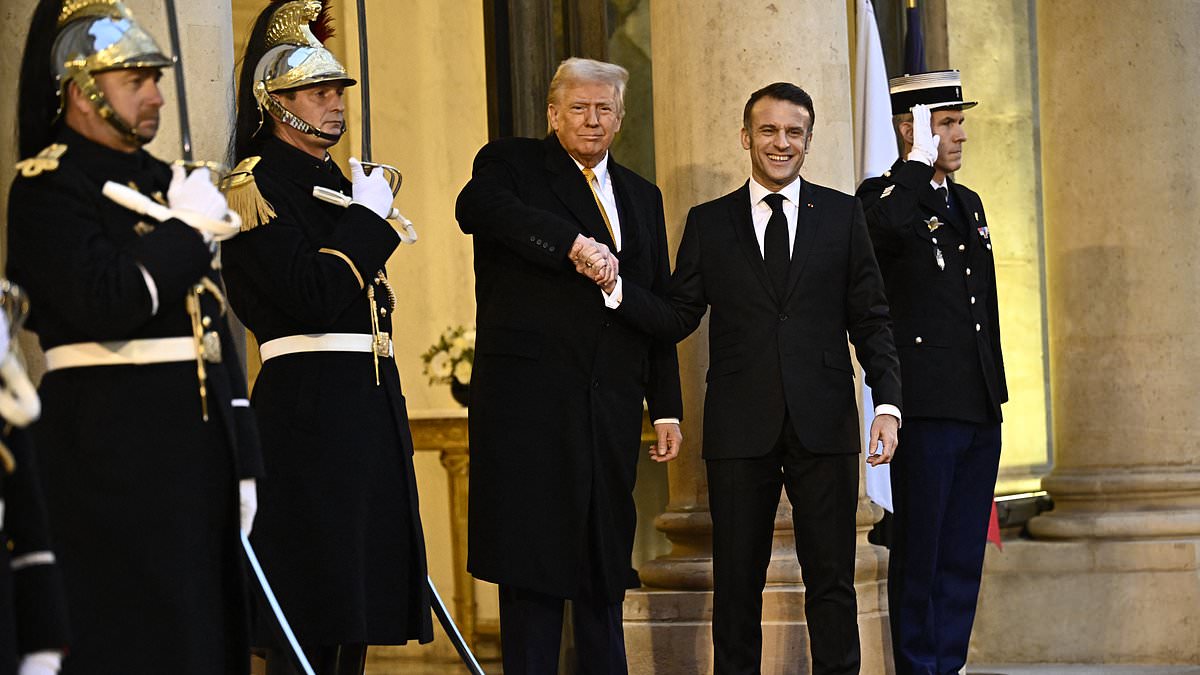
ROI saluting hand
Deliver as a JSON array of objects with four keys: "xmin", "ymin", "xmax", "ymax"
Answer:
[{"xmin": 907, "ymin": 104, "xmax": 941, "ymax": 167}]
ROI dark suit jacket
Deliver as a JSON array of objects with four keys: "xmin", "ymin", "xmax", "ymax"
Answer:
[
  {"xmin": 620, "ymin": 179, "xmax": 901, "ymax": 459},
  {"xmin": 455, "ymin": 135, "xmax": 682, "ymax": 602},
  {"xmin": 857, "ymin": 159, "xmax": 1006, "ymax": 423}
]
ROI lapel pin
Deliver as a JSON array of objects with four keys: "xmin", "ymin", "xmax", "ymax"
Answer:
[
  {"xmin": 924, "ymin": 216, "xmax": 942, "ymax": 232},
  {"xmin": 807, "ymin": 203, "xmax": 814, "ymax": 208},
  {"xmin": 977, "ymin": 225, "xmax": 990, "ymax": 240}
]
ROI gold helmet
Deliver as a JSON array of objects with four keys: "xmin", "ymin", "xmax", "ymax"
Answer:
[
  {"xmin": 252, "ymin": 0, "xmax": 355, "ymax": 142},
  {"xmin": 51, "ymin": 0, "xmax": 173, "ymax": 145}
]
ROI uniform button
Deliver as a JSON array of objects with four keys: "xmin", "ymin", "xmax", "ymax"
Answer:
[
  {"xmin": 201, "ymin": 316, "xmax": 212, "ymax": 328},
  {"xmin": 778, "ymin": 313, "xmax": 788, "ymax": 322},
  {"xmin": 987, "ymin": 243, "xmax": 992, "ymax": 250},
  {"xmin": 549, "ymin": 245, "xmax": 556, "ymax": 252},
  {"xmin": 971, "ymin": 296, "xmax": 976, "ymax": 304},
  {"xmin": 592, "ymin": 380, "xmax": 600, "ymax": 389},
  {"xmin": 530, "ymin": 235, "xmax": 536, "ymax": 242},
  {"xmin": 966, "ymin": 267, "xmax": 972, "ymax": 276},
  {"xmin": 958, "ymin": 244, "xmax": 966, "ymax": 251},
  {"xmin": 380, "ymin": 307, "xmax": 388, "ymax": 316},
  {"xmin": 975, "ymin": 323, "xmax": 982, "ymax": 332},
  {"xmin": 932, "ymin": 237, "xmax": 938, "ymax": 245},
  {"xmin": 915, "ymin": 337, "xmax": 923, "ymax": 344},
  {"xmin": 536, "ymin": 238, "xmax": 544, "ymax": 245},
  {"xmin": 602, "ymin": 320, "xmax": 611, "ymax": 328}
]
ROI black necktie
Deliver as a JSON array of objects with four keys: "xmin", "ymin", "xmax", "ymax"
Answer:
[
  {"xmin": 763, "ymin": 193, "xmax": 790, "ymax": 299},
  {"xmin": 936, "ymin": 186, "xmax": 949, "ymax": 207}
]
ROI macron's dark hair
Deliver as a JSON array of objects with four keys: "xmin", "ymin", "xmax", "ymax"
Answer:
[
  {"xmin": 742, "ymin": 82, "xmax": 816, "ymax": 133},
  {"xmin": 17, "ymin": 0, "xmax": 66, "ymax": 158}
]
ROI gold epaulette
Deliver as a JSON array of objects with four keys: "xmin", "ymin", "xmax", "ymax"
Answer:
[
  {"xmin": 14, "ymin": 143, "xmax": 68, "ymax": 178},
  {"xmin": 219, "ymin": 156, "xmax": 276, "ymax": 231}
]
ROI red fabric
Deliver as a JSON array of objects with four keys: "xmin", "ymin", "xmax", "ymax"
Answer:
[{"xmin": 986, "ymin": 501, "xmax": 1003, "ymax": 550}]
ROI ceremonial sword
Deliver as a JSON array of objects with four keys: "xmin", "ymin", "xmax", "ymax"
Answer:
[
  {"xmin": 354, "ymin": 1, "xmax": 484, "ymax": 671},
  {"xmin": 162, "ymin": 3, "xmax": 316, "ymax": 673}
]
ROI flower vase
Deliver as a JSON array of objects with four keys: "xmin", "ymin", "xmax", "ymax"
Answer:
[{"xmin": 450, "ymin": 380, "xmax": 470, "ymax": 407}]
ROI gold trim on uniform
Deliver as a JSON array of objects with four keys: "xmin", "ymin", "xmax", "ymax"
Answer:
[
  {"xmin": 220, "ymin": 156, "xmax": 276, "ymax": 231},
  {"xmin": 318, "ymin": 248, "xmax": 364, "ymax": 290},
  {"xmin": 15, "ymin": 144, "xmax": 67, "ymax": 177}
]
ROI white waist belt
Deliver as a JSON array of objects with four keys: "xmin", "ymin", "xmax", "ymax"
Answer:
[
  {"xmin": 44, "ymin": 337, "xmax": 197, "ymax": 372},
  {"xmin": 259, "ymin": 333, "xmax": 390, "ymax": 362}
]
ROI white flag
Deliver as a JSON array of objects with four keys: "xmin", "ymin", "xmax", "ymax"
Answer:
[{"xmin": 855, "ymin": 0, "xmax": 898, "ymax": 512}]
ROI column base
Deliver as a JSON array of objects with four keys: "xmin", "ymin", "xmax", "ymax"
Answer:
[
  {"xmin": 623, "ymin": 580, "xmax": 893, "ymax": 675},
  {"xmin": 970, "ymin": 538, "xmax": 1200, "ymax": 665}
]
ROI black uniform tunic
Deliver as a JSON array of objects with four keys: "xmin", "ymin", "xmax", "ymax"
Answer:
[
  {"xmin": 5, "ymin": 127, "xmax": 262, "ymax": 675},
  {"xmin": 0, "ymin": 427, "xmax": 69, "ymax": 675},
  {"xmin": 220, "ymin": 136, "xmax": 432, "ymax": 647}
]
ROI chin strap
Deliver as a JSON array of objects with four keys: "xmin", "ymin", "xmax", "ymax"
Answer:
[
  {"xmin": 61, "ymin": 68, "xmax": 154, "ymax": 147},
  {"xmin": 253, "ymin": 81, "xmax": 344, "ymax": 142}
]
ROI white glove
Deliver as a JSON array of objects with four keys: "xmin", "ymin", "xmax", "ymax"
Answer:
[
  {"xmin": 239, "ymin": 478, "xmax": 257, "ymax": 535},
  {"xmin": 349, "ymin": 157, "xmax": 395, "ymax": 219},
  {"xmin": 19, "ymin": 651, "xmax": 63, "ymax": 675},
  {"xmin": 0, "ymin": 352, "xmax": 40, "ymax": 428},
  {"xmin": 907, "ymin": 104, "xmax": 941, "ymax": 166},
  {"xmin": 167, "ymin": 166, "xmax": 228, "ymax": 222}
]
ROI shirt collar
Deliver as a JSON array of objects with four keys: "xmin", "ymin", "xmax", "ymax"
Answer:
[
  {"xmin": 930, "ymin": 177, "xmax": 949, "ymax": 191},
  {"xmin": 749, "ymin": 175, "xmax": 802, "ymax": 207},
  {"xmin": 570, "ymin": 152, "xmax": 610, "ymax": 188}
]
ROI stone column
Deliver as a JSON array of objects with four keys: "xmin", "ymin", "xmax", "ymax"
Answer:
[
  {"xmin": 623, "ymin": 3, "xmax": 890, "ymax": 673},
  {"xmin": 969, "ymin": 1, "xmax": 1200, "ymax": 665}
]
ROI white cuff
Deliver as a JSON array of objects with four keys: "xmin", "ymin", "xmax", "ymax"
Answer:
[
  {"xmin": 602, "ymin": 275, "xmax": 623, "ymax": 309},
  {"xmin": 874, "ymin": 404, "xmax": 902, "ymax": 426},
  {"xmin": 652, "ymin": 418, "xmax": 680, "ymax": 426},
  {"xmin": 135, "ymin": 262, "xmax": 159, "ymax": 315},
  {"xmin": 19, "ymin": 650, "xmax": 63, "ymax": 674}
]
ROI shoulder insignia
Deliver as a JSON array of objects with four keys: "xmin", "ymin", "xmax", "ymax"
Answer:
[
  {"xmin": 133, "ymin": 221, "xmax": 156, "ymax": 236},
  {"xmin": 15, "ymin": 143, "xmax": 68, "ymax": 177},
  {"xmin": 219, "ymin": 156, "xmax": 275, "ymax": 231}
]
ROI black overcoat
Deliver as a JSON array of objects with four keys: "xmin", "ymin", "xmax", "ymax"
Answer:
[
  {"xmin": 618, "ymin": 180, "xmax": 903, "ymax": 458},
  {"xmin": 856, "ymin": 159, "xmax": 1007, "ymax": 423},
  {"xmin": 0, "ymin": 427, "xmax": 69, "ymax": 675},
  {"xmin": 220, "ymin": 136, "xmax": 433, "ymax": 646},
  {"xmin": 455, "ymin": 135, "xmax": 682, "ymax": 602},
  {"xmin": 5, "ymin": 127, "xmax": 261, "ymax": 674}
]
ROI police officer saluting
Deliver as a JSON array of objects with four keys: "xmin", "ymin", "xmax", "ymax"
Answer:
[
  {"xmin": 7, "ymin": 1, "xmax": 262, "ymax": 672},
  {"xmin": 856, "ymin": 70, "xmax": 1008, "ymax": 675},
  {"xmin": 221, "ymin": 2, "xmax": 432, "ymax": 672}
]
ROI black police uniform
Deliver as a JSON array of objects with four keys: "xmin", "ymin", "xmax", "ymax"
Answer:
[
  {"xmin": 220, "ymin": 135, "xmax": 433, "ymax": 651},
  {"xmin": 5, "ymin": 126, "xmax": 263, "ymax": 675},
  {"xmin": 857, "ymin": 157, "xmax": 1007, "ymax": 675}
]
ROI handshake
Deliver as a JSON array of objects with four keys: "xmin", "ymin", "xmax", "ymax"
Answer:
[{"xmin": 570, "ymin": 234, "xmax": 619, "ymax": 293}]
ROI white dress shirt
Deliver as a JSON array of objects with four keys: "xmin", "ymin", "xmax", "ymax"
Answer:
[
  {"xmin": 570, "ymin": 153, "xmax": 622, "ymax": 251},
  {"xmin": 748, "ymin": 176, "xmax": 802, "ymax": 258}
]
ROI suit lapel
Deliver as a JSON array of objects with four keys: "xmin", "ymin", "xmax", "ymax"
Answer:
[
  {"xmin": 544, "ymin": 135, "xmax": 617, "ymax": 250},
  {"xmin": 729, "ymin": 183, "xmax": 777, "ymax": 303},
  {"xmin": 782, "ymin": 180, "xmax": 819, "ymax": 302}
]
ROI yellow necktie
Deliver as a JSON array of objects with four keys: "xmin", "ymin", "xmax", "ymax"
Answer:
[{"xmin": 581, "ymin": 167, "xmax": 616, "ymax": 245}]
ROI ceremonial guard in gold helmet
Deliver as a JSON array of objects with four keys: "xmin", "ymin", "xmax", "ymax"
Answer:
[
  {"xmin": 222, "ymin": 3, "xmax": 432, "ymax": 672},
  {"xmin": 6, "ymin": 1, "xmax": 262, "ymax": 672},
  {"xmin": 0, "ymin": 282, "xmax": 69, "ymax": 675}
]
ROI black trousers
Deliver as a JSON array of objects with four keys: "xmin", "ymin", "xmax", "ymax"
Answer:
[
  {"xmin": 707, "ymin": 417, "xmax": 861, "ymax": 675},
  {"xmin": 499, "ymin": 585, "xmax": 627, "ymax": 675}
]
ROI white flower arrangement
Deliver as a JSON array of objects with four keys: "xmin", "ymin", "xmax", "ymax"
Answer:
[{"xmin": 421, "ymin": 325, "xmax": 475, "ymax": 386}]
